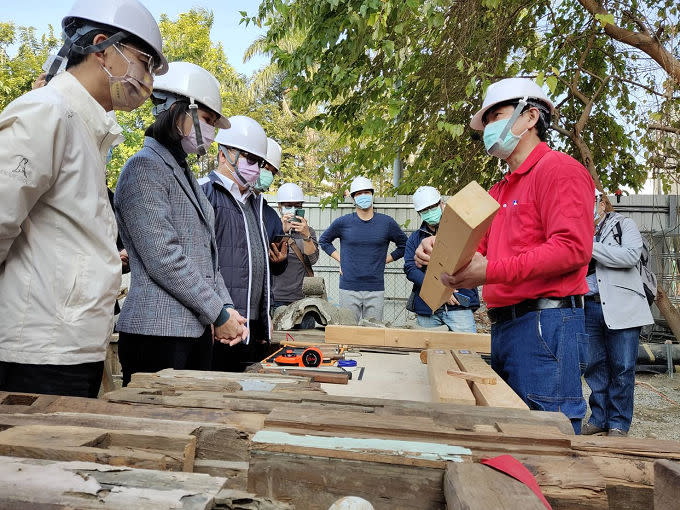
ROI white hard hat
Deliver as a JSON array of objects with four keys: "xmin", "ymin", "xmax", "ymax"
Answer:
[
  {"xmin": 349, "ymin": 176, "xmax": 374, "ymax": 196},
  {"xmin": 413, "ymin": 186, "xmax": 441, "ymax": 212},
  {"xmin": 265, "ymin": 138, "xmax": 282, "ymax": 171},
  {"xmin": 277, "ymin": 183, "xmax": 304, "ymax": 203},
  {"xmin": 470, "ymin": 78, "xmax": 555, "ymax": 131},
  {"xmin": 62, "ymin": 0, "xmax": 168, "ymax": 74},
  {"xmin": 152, "ymin": 62, "xmax": 229, "ymax": 128},
  {"xmin": 214, "ymin": 115, "xmax": 268, "ymax": 160}
]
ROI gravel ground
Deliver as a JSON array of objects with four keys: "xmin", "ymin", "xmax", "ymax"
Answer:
[{"xmin": 582, "ymin": 372, "xmax": 680, "ymax": 440}]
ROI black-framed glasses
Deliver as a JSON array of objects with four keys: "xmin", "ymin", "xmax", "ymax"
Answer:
[{"xmin": 240, "ymin": 150, "xmax": 265, "ymax": 168}]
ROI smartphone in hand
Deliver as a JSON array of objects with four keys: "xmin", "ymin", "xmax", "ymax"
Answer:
[{"xmin": 453, "ymin": 292, "xmax": 471, "ymax": 307}]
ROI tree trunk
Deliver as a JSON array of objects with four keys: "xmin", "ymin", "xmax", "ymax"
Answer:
[{"xmin": 655, "ymin": 285, "xmax": 680, "ymax": 342}]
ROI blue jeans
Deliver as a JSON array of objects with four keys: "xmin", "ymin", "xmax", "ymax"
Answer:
[
  {"xmin": 582, "ymin": 301, "xmax": 640, "ymax": 432},
  {"xmin": 491, "ymin": 307, "xmax": 587, "ymax": 434},
  {"xmin": 417, "ymin": 308, "xmax": 477, "ymax": 333}
]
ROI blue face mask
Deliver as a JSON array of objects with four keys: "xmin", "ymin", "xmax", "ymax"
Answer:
[
  {"xmin": 483, "ymin": 117, "xmax": 527, "ymax": 159},
  {"xmin": 281, "ymin": 206, "xmax": 296, "ymax": 216},
  {"xmin": 254, "ymin": 169, "xmax": 274, "ymax": 192},
  {"xmin": 354, "ymin": 194, "xmax": 373, "ymax": 210},
  {"xmin": 421, "ymin": 206, "xmax": 442, "ymax": 226}
]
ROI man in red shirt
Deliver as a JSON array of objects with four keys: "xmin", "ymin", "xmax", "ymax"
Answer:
[{"xmin": 416, "ymin": 78, "xmax": 594, "ymax": 433}]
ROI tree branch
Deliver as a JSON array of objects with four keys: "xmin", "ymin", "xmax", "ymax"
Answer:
[
  {"xmin": 577, "ymin": 0, "xmax": 680, "ymax": 84},
  {"xmin": 649, "ymin": 124, "xmax": 680, "ymax": 135}
]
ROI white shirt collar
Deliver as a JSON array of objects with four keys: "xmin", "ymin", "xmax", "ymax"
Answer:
[{"xmin": 214, "ymin": 171, "xmax": 251, "ymax": 203}]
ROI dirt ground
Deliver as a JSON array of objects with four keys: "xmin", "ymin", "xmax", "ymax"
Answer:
[{"xmin": 582, "ymin": 372, "xmax": 680, "ymax": 440}]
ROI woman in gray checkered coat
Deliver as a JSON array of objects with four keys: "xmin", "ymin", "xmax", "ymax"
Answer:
[{"xmin": 113, "ymin": 62, "xmax": 248, "ymax": 386}]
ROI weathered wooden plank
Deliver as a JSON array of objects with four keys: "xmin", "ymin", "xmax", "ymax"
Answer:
[
  {"xmin": 194, "ymin": 460, "xmax": 249, "ymax": 490},
  {"xmin": 251, "ymin": 430, "xmax": 470, "ymax": 468},
  {"xmin": 263, "ymin": 406, "xmax": 572, "ymax": 455},
  {"xmin": 0, "ymin": 424, "xmax": 196, "ymax": 472},
  {"xmin": 325, "ymin": 325, "xmax": 491, "ymax": 352},
  {"xmin": 248, "ymin": 450, "xmax": 446, "ymax": 510},
  {"xmin": 571, "ymin": 436, "xmax": 680, "ymax": 459},
  {"xmin": 0, "ymin": 456, "xmax": 226, "ymax": 509},
  {"xmin": 444, "ymin": 462, "xmax": 546, "ymax": 510},
  {"xmin": 450, "ymin": 349, "xmax": 528, "ymax": 409},
  {"xmin": 654, "ymin": 460, "xmax": 680, "ymax": 510},
  {"xmin": 427, "ymin": 349, "xmax": 476, "ymax": 405}
]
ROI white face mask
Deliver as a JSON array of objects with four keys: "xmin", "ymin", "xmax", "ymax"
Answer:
[{"xmin": 281, "ymin": 206, "xmax": 296, "ymax": 215}]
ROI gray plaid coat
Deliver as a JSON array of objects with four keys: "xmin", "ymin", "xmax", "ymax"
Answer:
[{"xmin": 114, "ymin": 137, "xmax": 232, "ymax": 337}]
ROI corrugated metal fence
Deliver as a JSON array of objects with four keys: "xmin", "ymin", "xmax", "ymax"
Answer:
[{"xmin": 264, "ymin": 193, "xmax": 680, "ymax": 327}]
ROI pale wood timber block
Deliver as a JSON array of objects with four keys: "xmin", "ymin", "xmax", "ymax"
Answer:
[
  {"xmin": 325, "ymin": 324, "xmax": 387, "ymax": 345},
  {"xmin": 0, "ymin": 424, "xmax": 196, "ymax": 472},
  {"xmin": 248, "ymin": 433, "xmax": 456, "ymax": 510},
  {"xmin": 420, "ymin": 181, "xmax": 499, "ymax": 311},
  {"xmin": 213, "ymin": 488, "xmax": 294, "ymax": 509},
  {"xmin": 270, "ymin": 328, "xmax": 326, "ymax": 344},
  {"xmin": 446, "ymin": 369, "xmax": 497, "ymax": 385},
  {"xmin": 451, "ymin": 349, "xmax": 528, "ymax": 409},
  {"xmin": 0, "ymin": 456, "xmax": 226, "ymax": 509},
  {"xmin": 325, "ymin": 325, "xmax": 491, "ymax": 353},
  {"xmin": 427, "ymin": 349, "xmax": 476, "ymax": 405},
  {"xmin": 444, "ymin": 462, "xmax": 547, "ymax": 510},
  {"xmin": 654, "ymin": 460, "xmax": 680, "ymax": 510}
]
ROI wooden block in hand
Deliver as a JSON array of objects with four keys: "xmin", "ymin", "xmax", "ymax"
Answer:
[{"xmin": 420, "ymin": 181, "xmax": 499, "ymax": 311}]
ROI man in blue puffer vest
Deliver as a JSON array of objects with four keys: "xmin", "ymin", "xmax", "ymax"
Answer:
[
  {"xmin": 202, "ymin": 116, "xmax": 287, "ymax": 372},
  {"xmin": 404, "ymin": 186, "xmax": 479, "ymax": 332}
]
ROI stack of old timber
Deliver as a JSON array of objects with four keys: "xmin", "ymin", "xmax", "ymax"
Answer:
[{"xmin": 0, "ymin": 364, "xmax": 678, "ymax": 509}]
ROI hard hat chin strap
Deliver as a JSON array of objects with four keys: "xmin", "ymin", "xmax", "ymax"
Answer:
[
  {"xmin": 188, "ymin": 102, "xmax": 206, "ymax": 157},
  {"xmin": 45, "ymin": 25, "xmax": 128, "ymax": 84},
  {"xmin": 220, "ymin": 146, "xmax": 250, "ymax": 188}
]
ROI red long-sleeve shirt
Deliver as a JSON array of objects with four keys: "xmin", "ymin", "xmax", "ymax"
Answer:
[{"xmin": 478, "ymin": 142, "xmax": 595, "ymax": 308}]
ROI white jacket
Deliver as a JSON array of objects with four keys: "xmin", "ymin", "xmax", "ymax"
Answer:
[
  {"xmin": 0, "ymin": 72, "xmax": 123, "ymax": 365},
  {"xmin": 591, "ymin": 212, "xmax": 654, "ymax": 330}
]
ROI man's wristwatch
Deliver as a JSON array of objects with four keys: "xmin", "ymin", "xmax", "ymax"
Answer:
[{"xmin": 302, "ymin": 234, "xmax": 312, "ymax": 241}]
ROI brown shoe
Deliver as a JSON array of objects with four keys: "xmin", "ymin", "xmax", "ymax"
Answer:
[
  {"xmin": 581, "ymin": 422, "xmax": 606, "ymax": 435},
  {"xmin": 607, "ymin": 428, "xmax": 628, "ymax": 437}
]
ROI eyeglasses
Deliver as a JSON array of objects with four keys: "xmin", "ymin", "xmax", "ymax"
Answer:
[
  {"xmin": 239, "ymin": 150, "xmax": 265, "ymax": 168},
  {"xmin": 116, "ymin": 42, "xmax": 161, "ymax": 77}
]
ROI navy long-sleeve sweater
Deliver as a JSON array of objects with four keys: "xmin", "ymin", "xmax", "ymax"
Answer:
[{"xmin": 319, "ymin": 212, "xmax": 407, "ymax": 291}]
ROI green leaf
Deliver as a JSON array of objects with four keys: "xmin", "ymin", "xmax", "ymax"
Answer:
[
  {"xmin": 545, "ymin": 75, "xmax": 557, "ymax": 94},
  {"xmin": 594, "ymin": 13, "xmax": 615, "ymax": 27}
]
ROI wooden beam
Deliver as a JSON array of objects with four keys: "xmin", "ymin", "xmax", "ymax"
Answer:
[
  {"xmin": 451, "ymin": 349, "xmax": 528, "ymax": 409},
  {"xmin": 325, "ymin": 325, "xmax": 491, "ymax": 353},
  {"xmin": 444, "ymin": 463, "xmax": 548, "ymax": 510},
  {"xmin": 655, "ymin": 460, "xmax": 680, "ymax": 509},
  {"xmin": 0, "ymin": 424, "xmax": 196, "ymax": 472},
  {"xmin": 427, "ymin": 349, "xmax": 476, "ymax": 405},
  {"xmin": 420, "ymin": 181, "xmax": 499, "ymax": 311},
  {"xmin": 447, "ymin": 370, "xmax": 496, "ymax": 385}
]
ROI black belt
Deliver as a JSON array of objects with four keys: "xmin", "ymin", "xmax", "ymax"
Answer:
[
  {"xmin": 487, "ymin": 295, "xmax": 584, "ymax": 325},
  {"xmin": 585, "ymin": 294, "xmax": 601, "ymax": 303}
]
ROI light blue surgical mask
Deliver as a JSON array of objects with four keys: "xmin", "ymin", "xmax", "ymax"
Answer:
[
  {"xmin": 354, "ymin": 194, "xmax": 373, "ymax": 210},
  {"xmin": 281, "ymin": 206, "xmax": 296, "ymax": 216},
  {"xmin": 255, "ymin": 169, "xmax": 274, "ymax": 192},
  {"xmin": 483, "ymin": 117, "xmax": 527, "ymax": 159},
  {"xmin": 421, "ymin": 206, "xmax": 442, "ymax": 226}
]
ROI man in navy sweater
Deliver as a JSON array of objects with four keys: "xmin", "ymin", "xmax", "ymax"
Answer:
[
  {"xmin": 319, "ymin": 176, "xmax": 407, "ymax": 322},
  {"xmin": 404, "ymin": 186, "xmax": 479, "ymax": 332}
]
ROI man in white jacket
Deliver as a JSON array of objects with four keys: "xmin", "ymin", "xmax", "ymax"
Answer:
[{"xmin": 0, "ymin": 0, "xmax": 167, "ymax": 397}]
